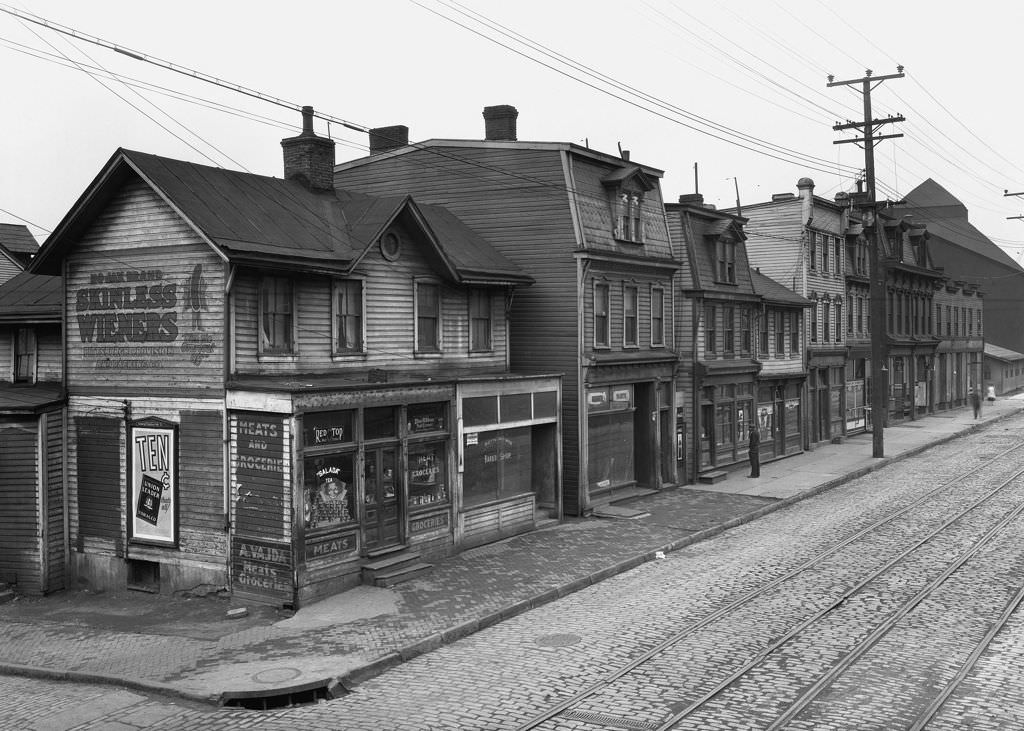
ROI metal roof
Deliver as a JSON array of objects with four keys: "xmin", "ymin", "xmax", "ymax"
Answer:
[
  {"xmin": 750, "ymin": 268, "xmax": 811, "ymax": 307},
  {"xmin": 0, "ymin": 223, "xmax": 38, "ymax": 257},
  {"xmin": 0, "ymin": 382, "xmax": 64, "ymax": 414},
  {"xmin": 33, "ymin": 149, "xmax": 530, "ymax": 285},
  {"xmin": 984, "ymin": 343, "xmax": 1024, "ymax": 362},
  {"xmin": 0, "ymin": 271, "xmax": 62, "ymax": 323}
]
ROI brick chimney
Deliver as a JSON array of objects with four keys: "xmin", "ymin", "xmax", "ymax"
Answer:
[
  {"xmin": 281, "ymin": 106, "xmax": 335, "ymax": 191},
  {"xmin": 797, "ymin": 177, "xmax": 815, "ymax": 225},
  {"xmin": 369, "ymin": 125, "xmax": 409, "ymax": 155},
  {"xmin": 678, "ymin": 193, "xmax": 704, "ymax": 206},
  {"xmin": 483, "ymin": 105, "xmax": 518, "ymax": 141}
]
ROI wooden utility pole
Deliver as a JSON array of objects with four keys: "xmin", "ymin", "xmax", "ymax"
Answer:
[{"xmin": 828, "ymin": 67, "xmax": 905, "ymax": 458}]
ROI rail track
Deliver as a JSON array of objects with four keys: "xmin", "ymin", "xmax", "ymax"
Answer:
[{"xmin": 515, "ymin": 436, "xmax": 1024, "ymax": 731}]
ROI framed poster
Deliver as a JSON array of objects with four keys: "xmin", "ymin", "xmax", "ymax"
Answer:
[{"xmin": 128, "ymin": 417, "xmax": 178, "ymax": 546}]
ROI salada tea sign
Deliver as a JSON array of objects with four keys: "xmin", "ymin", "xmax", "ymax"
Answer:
[{"xmin": 129, "ymin": 419, "xmax": 178, "ymax": 546}]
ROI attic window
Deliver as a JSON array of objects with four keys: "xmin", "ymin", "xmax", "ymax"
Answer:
[
  {"xmin": 380, "ymin": 232, "xmax": 401, "ymax": 261},
  {"xmin": 613, "ymin": 189, "xmax": 644, "ymax": 243}
]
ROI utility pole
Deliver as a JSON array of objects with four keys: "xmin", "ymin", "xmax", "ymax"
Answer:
[
  {"xmin": 1005, "ymin": 190, "xmax": 1024, "ymax": 221},
  {"xmin": 828, "ymin": 67, "xmax": 905, "ymax": 458}
]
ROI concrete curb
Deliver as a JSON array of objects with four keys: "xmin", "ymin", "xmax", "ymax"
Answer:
[{"xmin": 0, "ymin": 662, "xmax": 218, "ymax": 705}]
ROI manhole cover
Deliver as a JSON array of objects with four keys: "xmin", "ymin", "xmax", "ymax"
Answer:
[
  {"xmin": 252, "ymin": 667, "xmax": 303, "ymax": 684},
  {"xmin": 535, "ymin": 633, "xmax": 582, "ymax": 647}
]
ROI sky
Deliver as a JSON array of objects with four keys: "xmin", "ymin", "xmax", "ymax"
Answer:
[{"xmin": 3, "ymin": 1, "xmax": 1024, "ymax": 262}]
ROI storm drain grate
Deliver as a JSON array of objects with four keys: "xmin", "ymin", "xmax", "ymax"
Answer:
[
  {"xmin": 220, "ymin": 678, "xmax": 343, "ymax": 710},
  {"xmin": 561, "ymin": 709, "xmax": 659, "ymax": 730}
]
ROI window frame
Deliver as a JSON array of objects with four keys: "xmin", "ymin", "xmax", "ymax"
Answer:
[
  {"xmin": 468, "ymin": 289, "xmax": 493, "ymax": 353},
  {"xmin": 414, "ymin": 278, "xmax": 442, "ymax": 354},
  {"xmin": 704, "ymin": 303, "xmax": 717, "ymax": 353},
  {"xmin": 650, "ymin": 285, "xmax": 665, "ymax": 347},
  {"xmin": 723, "ymin": 305, "xmax": 735, "ymax": 354},
  {"xmin": 332, "ymin": 278, "xmax": 365, "ymax": 356},
  {"xmin": 593, "ymin": 280, "xmax": 611, "ymax": 348},
  {"xmin": 623, "ymin": 283, "xmax": 639, "ymax": 348},
  {"xmin": 13, "ymin": 327, "xmax": 36, "ymax": 384},
  {"xmin": 716, "ymin": 239, "xmax": 737, "ymax": 284},
  {"xmin": 614, "ymin": 189, "xmax": 645, "ymax": 243},
  {"xmin": 258, "ymin": 275, "xmax": 296, "ymax": 356}
]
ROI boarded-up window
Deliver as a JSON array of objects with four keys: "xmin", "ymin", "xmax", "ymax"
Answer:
[
  {"xmin": 0, "ymin": 420, "xmax": 38, "ymax": 585},
  {"xmin": 76, "ymin": 417, "xmax": 121, "ymax": 543}
]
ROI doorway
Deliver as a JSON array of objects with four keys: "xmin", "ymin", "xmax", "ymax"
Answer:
[{"xmin": 364, "ymin": 446, "xmax": 401, "ymax": 550}]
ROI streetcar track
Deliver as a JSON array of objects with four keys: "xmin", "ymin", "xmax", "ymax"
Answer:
[{"xmin": 514, "ymin": 437, "xmax": 1024, "ymax": 731}]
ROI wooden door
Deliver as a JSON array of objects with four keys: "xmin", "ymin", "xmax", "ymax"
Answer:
[{"xmin": 364, "ymin": 446, "xmax": 401, "ymax": 550}]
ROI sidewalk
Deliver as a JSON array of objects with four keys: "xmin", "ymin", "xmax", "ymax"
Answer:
[{"xmin": 1, "ymin": 397, "xmax": 1021, "ymax": 706}]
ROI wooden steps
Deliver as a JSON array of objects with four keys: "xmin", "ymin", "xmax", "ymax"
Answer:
[
  {"xmin": 361, "ymin": 550, "xmax": 433, "ymax": 587},
  {"xmin": 698, "ymin": 470, "xmax": 728, "ymax": 484}
]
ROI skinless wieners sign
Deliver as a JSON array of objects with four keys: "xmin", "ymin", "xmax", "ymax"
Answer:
[
  {"xmin": 73, "ymin": 265, "xmax": 214, "ymax": 370},
  {"xmin": 129, "ymin": 419, "xmax": 178, "ymax": 546}
]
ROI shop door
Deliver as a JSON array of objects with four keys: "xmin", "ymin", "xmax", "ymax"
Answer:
[{"xmin": 364, "ymin": 446, "xmax": 402, "ymax": 550}]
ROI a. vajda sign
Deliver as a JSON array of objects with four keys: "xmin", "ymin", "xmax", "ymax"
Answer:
[
  {"xmin": 75, "ymin": 265, "xmax": 214, "ymax": 369},
  {"xmin": 129, "ymin": 419, "xmax": 178, "ymax": 546}
]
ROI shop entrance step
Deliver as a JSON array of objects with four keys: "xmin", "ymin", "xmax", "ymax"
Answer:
[
  {"xmin": 361, "ymin": 551, "xmax": 433, "ymax": 587},
  {"xmin": 698, "ymin": 470, "xmax": 728, "ymax": 484}
]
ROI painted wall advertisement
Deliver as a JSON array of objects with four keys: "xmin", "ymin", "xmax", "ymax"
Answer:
[
  {"xmin": 73, "ymin": 264, "xmax": 215, "ymax": 370},
  {"xmin": 129, "ymin": 419, "xmax": 178, "ymax": 546}
]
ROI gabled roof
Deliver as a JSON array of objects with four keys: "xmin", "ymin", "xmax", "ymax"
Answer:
[
  {"xmin": 897, "ymin": 179, "xmax": 1022, "ymax": 272},
  {"xmin": 0, "ymin": 271, "xmax": 62, "ymax": 323},
  {"xmin": 32, "ymin": 149, "xmax": 530, "ymax": 286},
  {"xmin": 750, "ymin": 268, "xmax": 811, "ymax": 307},
  {"xmin": 0, "ymin": 223, "xmax": 38, "ymax": 267},
  {"xmin": 600, "ymin": 164, "xmax": 656, "ymax": 192},
  {"xmin": 984, "ymin": 343, "xmax": 1024, "ymax": 362}
]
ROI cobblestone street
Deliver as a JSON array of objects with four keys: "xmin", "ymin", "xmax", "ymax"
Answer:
[{"xmin": 6, "ymin": 410, "xmax": 1024, "ymax": 729}]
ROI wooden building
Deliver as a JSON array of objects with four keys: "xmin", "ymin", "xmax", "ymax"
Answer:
[
  {"xmin": 29, "ymin": 108, "xmax": 560, "ymax": 606},
  {"xmin": 0, "ymin": 223, "xmax": 37, "ymax": 284},
  {"xmin": 733, "ymin": 178, "xmax": 848, "ymax": 448},
  {"xmin": 0, "ymin": 271, "xmax": 65, "ymax": 595},
  {"xmin": 335, "ymin": 106, "xmax": 679, "ymax": 515},
  {"xmin": 666, "ymin": 195, "xmax": 761, "ymax": 481},
  {"xmin": 983, "ymin": 344, "xmax": 1024, "ymax": 396},
  {"xmin": 877, "ymin": 212, "xmax": 944, "ymax": 421},
  {"xmin": 749, "ymin": 269, "xmax": 811, "ymax": 461}
]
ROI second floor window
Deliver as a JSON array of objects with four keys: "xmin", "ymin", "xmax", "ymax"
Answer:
[
  {"xmin": 834, "ymin": 237, "xmax": 842, "ymax": 276},
  {"xmin": 416, "ymin": 281, "xmax": 441, "ymax": 352},
  {"xmin": 717, "ymin": 240, "xmax": 736, "ymax": 283},
  {"xmin": 775, "ymin": 311, "xmax": 785, "ymax": 354},
  {"xmin": 594, "ymin": 282, "xmax": 610, "ymax": 347},
  {"xmin": 823, "ymin": 301, "xmax": 831, "ymax": 343},
  {"xmin": 334, "ymin": 279, "xmax": 363, "ymax": 354},
  {"xmin": 811, "ymin": 302, "xmax": 819, "ymax": 343},
  {"xmin": 705, "ymin": 304, "xmax": 717, "ymax": 353},
  {"xmin": 469, "ymin": 290, "xmax": 492, "ymax": 352},
  {"xmin": 821, "ymin": 234, "xmax": 830, "ymax": 273},
  {"xmin": 623, "ymin": 285, "xmax": 639, "ymax": 347},
  {"xmin": 650, "ymin": 287, "xmax": 665, "ymax": 346},
  {"xmin": 740, "ymin": 308, "xmax": 751, "ymax": 353},
  {"xmin": 790, "ymin": 311, "xmax": 800, "ymax": 352},
  {"xmin": 724, "ymin": 306, "xmax": 735, "ymax": 353},
  {"xmin": 260, "ymin": 276, "xmax": 294, "ymax": 354},
  {"xmin": 14, "ymin": 328, "xmax": 36, "ymax": 383},
  {"xmin": 834, "ymin": 303, "xmax": 842, "ymax": 342}
]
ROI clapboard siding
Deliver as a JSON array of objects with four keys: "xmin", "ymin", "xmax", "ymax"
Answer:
[
  {"xmin": 0, "ymin": 253, "xmax": 21, "ymax": 285},
  {"xmin": 75, "ymin": 416, "xmax": 121, "ymax": 546},
  {"xmin": 459, "ymin": 494, "xmax": 535, "ymax": 549},
  {"xmin": 45, "ymin": 408, "xmax": 65, "ymax": 591},
  {"xmin": 177, "ymin": 410, "xmax": 226, "ymax": 561},
  {"xmin": 66, "ymin": 181, "xmax": 225, "ymax": 395},
  {"xmin": 232, "ymin": 220, "xmax": 508, "ymax": 376},
  {"xmin": 742, "ymin": 198, "xmax": 805, "ymax": 292},
  {"xmin": 0, "ymin": 420, "xmax": 39, "ymax": 588}
]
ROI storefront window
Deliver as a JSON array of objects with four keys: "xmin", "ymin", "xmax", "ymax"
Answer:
[
  {"xmin": 464, "ymin": 428, "xmax": 532, "ymax": 506},
  {"xmin": 303, "ymin": 452, "xmax": 356, "ymax": 531},
  {"xmin": 407, "ymin": 402, "xmax": 447, "ymax": 434},
  {"xmin": 408, "ymin": 441, "xmax": 448, "ymax": 508},
  {"xmin": 303, "ymin": 410, "xmax": 355, "ymax": 447},
  {"xmin": 364, "ymin": 406, "xmax": 397, "ymax": 440}
]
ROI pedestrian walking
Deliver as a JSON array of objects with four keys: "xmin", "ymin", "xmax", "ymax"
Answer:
[
  {"xmin": 970, "ymin": 388, "xmax": 981, "ymax": 419},
  {"xmin": 748, "ymin": 424, "xmax": 760, "ymax": 478}
]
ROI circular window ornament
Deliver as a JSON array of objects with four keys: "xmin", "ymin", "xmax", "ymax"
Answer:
[{"xmin": 380, "ymin": 232, "xmax": 401, "ymax": 261}]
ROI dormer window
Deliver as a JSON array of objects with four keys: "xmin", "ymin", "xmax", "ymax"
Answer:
[
  {"xmin": 615, "ymin": 190, "xmax": 644, "ymax": 243},
  {"xmin": 716, "ymin": 239, "xmax": 736, "ymax": 283}
]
